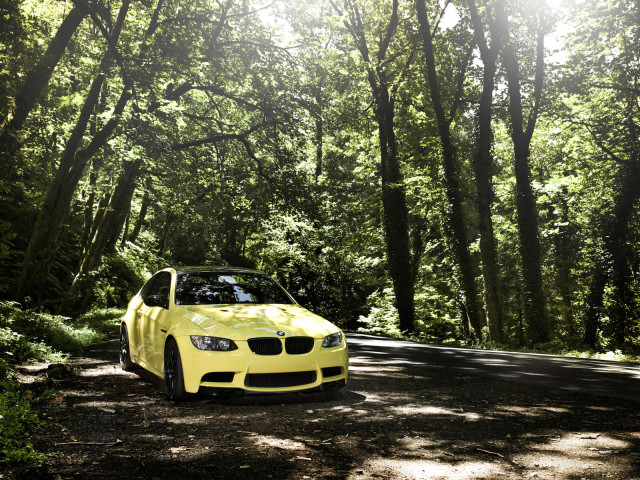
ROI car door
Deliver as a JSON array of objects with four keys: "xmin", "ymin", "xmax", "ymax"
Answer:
[
  {"xmin": 132, "ymin": 274, "xmax": 161, "ymax": 364},
  {"xmin": 139, "ymin": 271, "xmax": 172, "ymax": 376},
  {"xmin": 136, "ymin": 273, "xmax": 167, "ymax": 369}
]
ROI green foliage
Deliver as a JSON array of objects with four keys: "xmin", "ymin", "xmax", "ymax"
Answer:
[
  {"xmin": 10, "ymin": 310, "xmax": 102, "ymax": 355},
  {"xmin": 357, "ymin": 287, "xmax": 402, "ymax": 336},
  {"xmin": 0, "ymin": 384, "xmax": 47, "ymax": 466},
  {"xmin": 90, "ymin": 252, "xmax": 146, "ymax": 309},
  {"xmin": 0, "ymin": 300, "xmax": 121, "ymax": 468},
  {"xmin": 0, "ymin": 0, "xmax": 639, "ymax": 355},
  {"xmin": 0, "ymin": 302, "xmax": 60, "ymax": 365},
  {"xmin": 0, "ymin": 301, "xmax": 120, "ymax": 366}
]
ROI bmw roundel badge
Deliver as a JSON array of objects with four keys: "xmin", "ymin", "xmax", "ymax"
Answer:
[{"xmin": 277, "ymin": 331, "xmax": 286, "ymax": 337}]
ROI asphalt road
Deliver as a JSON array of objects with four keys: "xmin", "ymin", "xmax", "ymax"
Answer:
[{"xmin": 347, "ymin": 333, "xmax": 640, "ymax": 403}]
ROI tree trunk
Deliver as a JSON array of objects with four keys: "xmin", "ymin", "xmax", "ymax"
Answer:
[
  {"xmin": 555, "ymin": 186, "xmax": 574, "ymax": 338},
  {"xmin": 119, "ymin": 213, "xmax": 130, "ymax": 249},
  {"xmin": 495, "ymin": 0, "xmax": 549, "ymax": 344},
  {"xmin": 67, "ymin": 159, "xmax": 142, "ymax": 310},
  {"xmin": 468, "ymin": 0, "xmax": 503, "ymax": 343},
  {"xmin": 128, "ymin": 184, "xmax": 151, "ymax": 243},
  {"xmin": 583, "ymin": 164, "xmax": 640, "ymax": 347},
  {"xmin": 377, "ymin": 84, "xmax": 415, "ymax": 333},
  {"xmin": 0, "ymin": 4, "xmax": 88, "ymax": 159},
  {"xmin": 415, "ymin": 0, "xmax": 482, "ymax": 338},
  {"xmin": 512, "ymin": 135, "xmax": 548, "ymax": 344},
  {"xmin": 82, "ymin": 167, "xmax": 98, "ymax": 250},
  {"xmin": 158, "ymin": 211, "xmax": 175, "ymax": 258},
  {"xmin": 332, "ymin": 0, "xmax": 415, "ymax": 332},
  {"xmin": 15, "ymin": 0, "xmax": 132, "ymax": 303},
  {"xmin": 314, "ymin": 114, "xmax": 323, "ymax": 182}
]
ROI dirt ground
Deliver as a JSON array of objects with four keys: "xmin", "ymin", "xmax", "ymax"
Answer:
[{"xmin": 7, "ymin": 335, "xmax": 640, "ymax": 479}]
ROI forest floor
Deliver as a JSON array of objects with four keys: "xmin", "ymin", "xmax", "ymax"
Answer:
[{"xmin": 6, "ymin": 335, "xmax": 640, "ymax": 480}]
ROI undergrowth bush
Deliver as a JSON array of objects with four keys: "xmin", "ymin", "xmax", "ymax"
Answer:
[
  {"xmin": 87, "ymin": 238, "xmax": 165, "ymax": 310},
  {"xmin": 0, "ymin": 302, "xmax": 62, "ymax": 366},
  {"xmin": 357, "ymin": 287, "xmax": 402, "ymax": 337},
  {"xmin": 0, "ymin": 385, "xmax": 49, "ymax": 466},
  {"xmin": 357, "ymin": 284, "xmax": 461, "ymax": 342},
  {"xmin": 0, "ymin": 301, "xmax": 123, "ymax": 363},
  {"xmin": 0, "ymin": 301, "xmax": 123, "ymax": 470},
  {"xmin": 91, "ymin": 253, "xmax": 144, "ymax": 309}
]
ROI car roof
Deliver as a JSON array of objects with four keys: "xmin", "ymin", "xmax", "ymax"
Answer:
[{"xmin": 175, "ymin": 266, "xmax": 264, "ymax": 275}]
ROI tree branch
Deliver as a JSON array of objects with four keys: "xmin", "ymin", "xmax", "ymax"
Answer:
[
  {"xmin": 73, "ymin": 0, "xmax": 130, "ymax": 84},
  {"xmin": 171, "ymin": 123, "xmax": 263, "ymax": 150},
  {"xmin": 525, "ymin": 24, "xmax": 545, "ymax": 143},
  {"xmin": 378, "ymin": 0, "xmax": 399, "ymax": 63},
  {"xmin": 568, "ymin": 120, "xmax": 629, "ymax": 165},
  {"xmin": 164, "ymin": 82, "xmax": 269, "ymax": 111},
  {"xmin": 448, "ymin": 41, "xmax": 474, "ymax": 124},
  {"xmin": 236, "ymin": 136, "xmax": 301, "ymax": 210}
]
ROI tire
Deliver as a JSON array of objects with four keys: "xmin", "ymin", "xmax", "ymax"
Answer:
[
  {"xmin": 120, "ymin": 324, "xmax": 135, "ymax": 371},
  {"xmin": 164, "ymin": 338, "xmax": 187, "ymax": 401}
]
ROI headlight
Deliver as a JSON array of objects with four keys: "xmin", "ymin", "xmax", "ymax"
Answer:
[
  {"xmin": 190, "ymin": 336, "xmax": 238, "ymax": 351},
  {"xmin": 322, "ymin": 332, "xmax": 343, "ymax": 348}
]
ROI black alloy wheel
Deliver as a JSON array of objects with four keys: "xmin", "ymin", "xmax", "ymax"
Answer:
[
  {"xmin": 120, "ymin": 325, "xmax": 134, "ymax": 371},
  {"xmin": 164, "ymin": 338, "xmax": 187, "ymax": 401}
]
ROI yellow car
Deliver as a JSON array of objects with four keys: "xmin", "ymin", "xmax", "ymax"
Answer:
[{"xmin": 120, "ymin": 267, "xmax": 348, "ymax": 401}]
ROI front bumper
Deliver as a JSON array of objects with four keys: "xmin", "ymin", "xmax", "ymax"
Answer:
[{"xmin": 175, "ymin": 336, "xmax": 349, "ymax": 394}]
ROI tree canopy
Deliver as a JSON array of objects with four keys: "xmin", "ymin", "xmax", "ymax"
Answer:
[{"xmin": 1, "ymin": 0, "xmax": 639, "ymax": 352}]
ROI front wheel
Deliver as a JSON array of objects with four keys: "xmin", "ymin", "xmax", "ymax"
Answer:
[
  {"xmin": 164, "ymin": 338, "xmax": 187, "ymax": 401},
  {"xmin": 120, "ymin": 324, "xmax": 135, "ymax": 371}
]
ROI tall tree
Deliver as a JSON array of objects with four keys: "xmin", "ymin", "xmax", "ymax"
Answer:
[
  {"xmin": 415, "ymin": 0, "xmax": 483, "ymax": 338},
  {"xmin": 567, "ymin": 0, "xmax": 640, "ymax": 347},
  {"xmin": 329, "ymin": 0, "xmax": 416, "ymax": 333},
  {"xmin": 467, "ymin": 0, "xmax": 503, "ymax": 342},
  {"xmin": 16, "ymin": 0, "xmax": 132, "ymax": 302},
  {"xmin": 0, "ymin": 3, "xmax": 89, "ymax": 160},
  {"xmin": 495, "ymin": 0, "xmax": 549, "ymax": 344},
  {"xmin": 68, "ymin": 158, "xmax": 142, "ymax": 310}
]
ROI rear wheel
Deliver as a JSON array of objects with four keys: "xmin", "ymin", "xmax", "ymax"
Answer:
[
  {"xmin": 164, "ymin": 338, "xmax": 187, "ymax": 401},
  {"xmin": 120, "ymin": 324, "xmax": 134, "ymax": 371}
]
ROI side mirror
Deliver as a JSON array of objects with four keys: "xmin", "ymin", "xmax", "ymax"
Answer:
[{"xmin": 145, "ymin": 294, "xmax": 168, "ymax": 309}]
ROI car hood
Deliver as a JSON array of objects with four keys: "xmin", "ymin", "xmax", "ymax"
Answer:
[{"xmin": 173, "ymin": 304, "xmax": 339, "ymax": 340}]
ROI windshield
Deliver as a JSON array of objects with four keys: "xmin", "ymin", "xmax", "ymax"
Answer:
[{"xmin": 175, "ymin": 271, "xmax": 295, "ymax": 306}]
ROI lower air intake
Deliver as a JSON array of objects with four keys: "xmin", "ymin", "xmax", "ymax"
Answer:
[
  {"xmin": 201, "ymin": 372, "xmax": 235, "ymax": 383},
  {"xmin": 245, "ymin": 371, "xmax": 317, "ymax": 388},
  {"xmin": 322, "ymin": 367, "xmax": 342, "ymax": 378}
]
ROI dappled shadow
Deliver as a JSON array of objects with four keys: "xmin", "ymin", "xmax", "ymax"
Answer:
[
  {"xmin": 16, "ymin": 333, "xmax": 640, "ymax": 479},
  {"xmin": 348, "ymin": 333, "xmax": 640, "ymax": 402}
]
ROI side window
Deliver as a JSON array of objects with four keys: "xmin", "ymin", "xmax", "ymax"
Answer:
[
  {"xmin": 140, "ymin": 272, "xmax": 171, "ymax": 305},
  {"xmin": 153, "ymin": 272, "xmax": 171, "ymax": 301},
  {"xmin": 140, "ymin": 275, "xmax": 160, "ymax": 302}
]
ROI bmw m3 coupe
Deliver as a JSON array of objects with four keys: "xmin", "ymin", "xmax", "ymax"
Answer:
[{"xmin": 120, "ymin": 267, "xmax": 348, "ymax": 400}]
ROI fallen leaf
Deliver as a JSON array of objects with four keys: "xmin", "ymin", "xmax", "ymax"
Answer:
[{"xmin": 170, "ymin": 446, "xmax": 187, "ymax": 454}]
